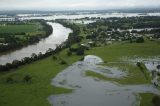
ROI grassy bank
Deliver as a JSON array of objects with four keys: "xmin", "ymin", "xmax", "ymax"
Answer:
[
  {"xmin": 0, "ymin": 49, "xmax": 82, "ymax": 106},
  {"xmin": 0, "ymin": 40, "xmax": 159, "ymax": 106},
  {"xmin": 140, "ymin": 93, "xmax": 154, "ymax": 106}
]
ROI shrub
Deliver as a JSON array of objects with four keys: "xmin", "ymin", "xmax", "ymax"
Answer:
[
  {"xmin": 136, "ymin": 37, "xmax": 144, "ymax": 43},
  {"xmin": 152, "ymin": 96, "xmax": 160, "ymax": 106},
  {"xmin": 6, "ymin": 77, "xmax": 14, "ymax": 83},
  {"xmin": 67, "ymin": 50, "xmax": 72, "ymax": 56},
  {"xmin": 23, "ymin": 75, "xmax": 32, "ymax": 82},
  {"xmin": 136, "ymin": 62, "xmax": 141, "ymax": 67},
  {"xmin": 76, "ymin": 47, "xmax": 85, "ymax": 55},
  {"xmin": 52, "ymin": 55, "xmax": 58, "ymax": 60},
  {"xmin": 60, "ymin": 60, "xmax": 67, "ymax": 65}
]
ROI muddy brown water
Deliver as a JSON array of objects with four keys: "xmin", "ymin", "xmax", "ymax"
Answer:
[{"xmin": 0, "ymin": 22, "xmax": 72, "ymax": 65}]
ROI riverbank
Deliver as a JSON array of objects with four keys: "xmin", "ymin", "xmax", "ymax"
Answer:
[
  {"xmin": 0, "ymin": 19, "xmax": 160, "ymax": 106},
  {"xmin": 0, "ymin": 22, "xmax": 71, "ymax": 65},
  {"xmin": 0, "ymin": 48, "xmax": 82, "ymax": 106},
  {"xmin": 0, "ymin": 40, "xmax": 159, "ymax": 106},
  {"xmin": 0, "ymin": 20, "xmax": 52, "ymax": 53}
]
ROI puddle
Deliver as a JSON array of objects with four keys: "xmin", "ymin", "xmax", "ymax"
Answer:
[{"xmin": 48, "ymin": 55, "xmax": 160, "ymax": 106}]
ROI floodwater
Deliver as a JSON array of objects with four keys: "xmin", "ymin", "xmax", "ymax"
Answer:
[
  {"xmin": 48, "ymin": 55, "xmax": 160, "ymax": 106},
  {"xmin": 19, "ymin": 12, "xmax": 160, "ymax": 20},
  {"xmin": 118, "ymin": 28, "xmax": 160, "ymax": 32},
  {"xmin": 69, "ymin": 20, "xmax": 96, "ymax": 24},
  {"xmin": 122, "ymin": 56, "xmax": 160, "ymax": 86},
  {"xmin": 1, "ymin": 12, "xmax": 160, "ymax": 21},
  {"xmin": 122, "ymin": 56, "xmax": 160, "ymax": 72},
  {"xmin": 0, "ymin": 22, "xmax": 72, "ymax": 65}
]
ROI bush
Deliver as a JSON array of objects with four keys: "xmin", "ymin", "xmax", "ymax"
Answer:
[
  {"xmin": 23, "ymin": 75, "xmax": 32, "ymax": 82},
  {"xmin": 67, "ymin": 50, "xmax": 72, "ymax": 56},
  {"xmin": 136, "ymin": 62, "xmax": 141, "ymax": 67},
  {"xmin": 60, "ymin": 60, "xmax": 67, "ymax": 65},
  {"xmin": 76, "ymin": 47, "xmax": 85, "ymax": 55},
  {"xmin": 52, "ymin": 55, "xmax": 58, "ymax": 60},
  {"xmin": 136, "ymin": 37, "xmax": 144, "ymax": 43},
  {"xmin": 152, "ymin": 96, "xmax": 160, "ymax": 106},
  {"xmin": 6, "ymin": 77, "xmax": 14, "ymax": 83}
]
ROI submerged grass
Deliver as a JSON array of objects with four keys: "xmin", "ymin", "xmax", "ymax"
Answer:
[{"xmin": 85, "ymin": 63, "xmax": 150, "ymax": 85}]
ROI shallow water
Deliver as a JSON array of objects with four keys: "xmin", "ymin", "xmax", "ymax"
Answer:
[
  {"xmin": 19, "ymin": 12, "xmax": 160, "ymax": 20},
  {"xmin": 0, "ymin": 22, "xmax": 72, "ymax": 65},
  {"xmin": 48, "ymin": 55, "xmax": 160, "ymax": 106},
  {"xmin": 122, "ymin": 56, "xmax": 160, "ymax": 70},
  {"xmin": 122, "ymin": 56, "xmax": 160, "ymax": 86}
]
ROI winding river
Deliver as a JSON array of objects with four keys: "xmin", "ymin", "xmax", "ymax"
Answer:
[{"xmin": 0, "ymin": 22, "xmax": 72, "ymax": 65}]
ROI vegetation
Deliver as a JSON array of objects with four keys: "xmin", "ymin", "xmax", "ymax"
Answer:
[
  {"xmin": 140, "ymin": 93, "xmax": 154, "ymax": 106},
  {"xmin": 85, "ymin": 63, "xmax": 151, "ymax": 85},
  {"xmin": 0, "ymin": 20, "xmax": 53, "ymax": 52},
  {"xmin": 0, "ymin": 16, "xmax": 160, "ymax": 106},
  {"xmin": 0, "ymin": 48, "xmax": 82, "ymax": 106},
  {"xmin": 0, "ymin": 23, "xmax": 38, "ymax": 33},
  {"xmin": 86, "ymin": 41, "xmax": 160, "ymax": 61}
]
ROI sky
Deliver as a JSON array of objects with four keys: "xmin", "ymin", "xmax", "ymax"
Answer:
[{"xmin": 0, "ymin": 0, "xmax": 160, "ymax": 10}]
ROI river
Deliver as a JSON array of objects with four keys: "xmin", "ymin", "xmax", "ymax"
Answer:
[{"xmin": 0, "ymin": 22, "xmax": 72, "ymax": 65}]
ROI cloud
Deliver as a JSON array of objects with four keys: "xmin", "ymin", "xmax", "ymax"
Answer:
[{"xmin": 0, "ymin": 0, "xmax": 160, "ymax": 10}]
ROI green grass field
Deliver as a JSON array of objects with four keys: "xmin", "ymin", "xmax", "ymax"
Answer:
[
  {"xmin": 0, "ymin": 23, "xmax": 41, "ymax": 33},
  {"xmin": 86, "ymin": 41, "xmax": 160, "ymax": 61},
  {"xmin": 0, "ymin": 40, "xmax": 159, "ymax": 106},
  {"xmin": 140, "ymin": 93, "xmax": 154, "ymax": 106},
  {"xmin": 0, "ymin": 49, "xmax": 82, "ymax": 106}
]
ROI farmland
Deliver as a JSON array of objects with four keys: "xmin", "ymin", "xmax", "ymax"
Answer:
[{"xmin": 0, "ymin": 16, "xmax": 160, "ymax": 106}]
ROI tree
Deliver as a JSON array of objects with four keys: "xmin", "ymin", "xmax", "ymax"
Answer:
[
  {"xmin": 12, "ymin": 60, "xmax": 20, "ymax": 68},
  {"xmin": 31, "ymin": 53, "xmax": 37, "ymax": 60},
  {"xmin": 157, "ymin": 65, "xmax": 160, "ymax": 70},
  {"xmin": 76, "ymin": 46, "xmax": 85, "ymax": 55}
]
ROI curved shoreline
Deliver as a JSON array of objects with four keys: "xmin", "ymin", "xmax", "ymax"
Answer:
[{"xmin": 0, "ymin": 22, "xmax": 72, "ymax": 65}]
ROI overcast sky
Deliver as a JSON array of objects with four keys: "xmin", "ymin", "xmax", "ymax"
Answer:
[{"xmin": 0, "ymin": 0, "xmax": 160, "ymax": 10}]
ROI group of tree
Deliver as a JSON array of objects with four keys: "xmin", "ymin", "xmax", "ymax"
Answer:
[
  {"xmin": 0, "ymin": 21, "xmax": 82, "ymax": 72},
  {"xmin": 87, "ymin": 16, "xmax": 160, "ymax": 30},
  {"xmin": 0, "ymin": 19, "xmax": 53, "ymax": 52},
  {"xmin": 0, "ymin": 48, "xmax": 54, "ymax": 72}
]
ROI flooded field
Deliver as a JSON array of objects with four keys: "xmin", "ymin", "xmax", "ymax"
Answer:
[
  {"xmin": 48, "ymin": 55, "xmax": 160, "ymax": 106},
  {"xmin": 122, "ymin": 56, "xmax": 160, "ymax": 86}
]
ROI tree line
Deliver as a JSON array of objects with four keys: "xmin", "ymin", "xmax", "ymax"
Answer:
[
  {"xmin": 0, "ymin": 20, "xmax": 82, "ymax": 72},
  {"xmin": 0, "ymin": 20, "xmax": 53, "ymax": 52}
]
